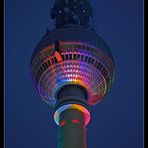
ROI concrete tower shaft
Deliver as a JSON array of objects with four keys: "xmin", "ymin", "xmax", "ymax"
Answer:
[
  {"xmin": 58, "ymin": 109, "xmax": 87, "ymax": 148},
  {"xmin": 54, "ymin": 85, "xmax": 90, "ymax": 148}
]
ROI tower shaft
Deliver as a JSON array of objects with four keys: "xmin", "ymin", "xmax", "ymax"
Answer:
[
  {"xmin": 58, "ymin": 109, "xmax": 86, "ymax": 148},
  {"xmin": 54, "ymin": 85, "xmax": 90, "ymax": 148}
]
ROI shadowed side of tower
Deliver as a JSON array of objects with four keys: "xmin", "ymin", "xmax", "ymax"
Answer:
[{"xmin": 30, "ymin": 0, "xmax": 115, "ymax": 148}]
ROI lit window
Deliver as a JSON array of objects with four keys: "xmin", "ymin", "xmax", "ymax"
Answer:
[
  {"xmin": 84, "ymin": 56, "xmax": 88, "ymax": 62},
  {"xmin": 65, "ymin": 54, "xmax": 69, "ymax": 60},
  {"xmin": 74, "ymin": 54, "xmax": 77, "ymax": 60},
  {"xmin": 81, "ymin": 55, "xmax": 84, "ymax": 60},
  {"xmin": 77, "ymin": 54, "xmax": 81, "ymax": 60},
  {"xmin": 69, "ymin": 54, "xmax": 72, "ymax": 59},
  {"xmin": 47, "ymin": 60, "xmax": 51, "ymax": 66}
]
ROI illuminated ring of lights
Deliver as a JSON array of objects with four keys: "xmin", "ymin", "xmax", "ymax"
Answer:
[
  {"xmin": 54, "ymin": 104, "xmax": 90, "ymax": 126},
  {"xmin": 37, "ymin": 60, "xmax": 107, "ymax": 106}
]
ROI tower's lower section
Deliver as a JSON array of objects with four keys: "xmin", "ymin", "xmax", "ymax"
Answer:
[
  {"xmin": 54, "ymin": 85, "xmax": 90, "ymax": 148},
  {"xmin": 58, "ymin": 108, "xmax": 87, "ymax": 148}
]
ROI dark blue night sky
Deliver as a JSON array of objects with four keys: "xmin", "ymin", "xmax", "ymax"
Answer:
[{"xmin": 5, "ymin": 0, "xmax": 144, "ymax": 148}]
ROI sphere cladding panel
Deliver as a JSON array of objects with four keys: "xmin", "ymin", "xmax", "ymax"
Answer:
[
  {"xmin": 31, "ymin": 27, "xmax": 114, "ymax": 63},
  {"xmin": 30, "ymin": 41, "xmax": 115, "ymax": 107}
]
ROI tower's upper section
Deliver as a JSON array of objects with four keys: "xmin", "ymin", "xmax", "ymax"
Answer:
[
  {"xmin": 30, "ymin": 0, "xmax": 115, "ymax": 108},
  {"xmin": 51, "ymin": 0, "xmax": 94, "ymax": 30}
]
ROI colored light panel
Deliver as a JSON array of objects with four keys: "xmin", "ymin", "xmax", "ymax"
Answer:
[
  {"xmin": 54, "ymin": 104, "xmax": 90, "ymax": 126},
  {"xmin": 30, "ymin": 41, "xmax": 115, "ymax": 107}
]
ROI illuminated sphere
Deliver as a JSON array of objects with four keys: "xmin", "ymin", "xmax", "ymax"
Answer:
[{"xmin": 30, "ymin": 26, "xmax": 115, "ymax": 107}]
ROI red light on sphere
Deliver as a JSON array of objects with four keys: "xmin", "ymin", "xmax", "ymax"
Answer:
[{"xmin": 55, "ymin": 51, "xmax": 63, "ymax": 62}]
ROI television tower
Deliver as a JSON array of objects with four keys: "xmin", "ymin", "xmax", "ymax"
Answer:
[{"xmin": 30, "ymin": 0, "xmax": 115, "ymax": 147}]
